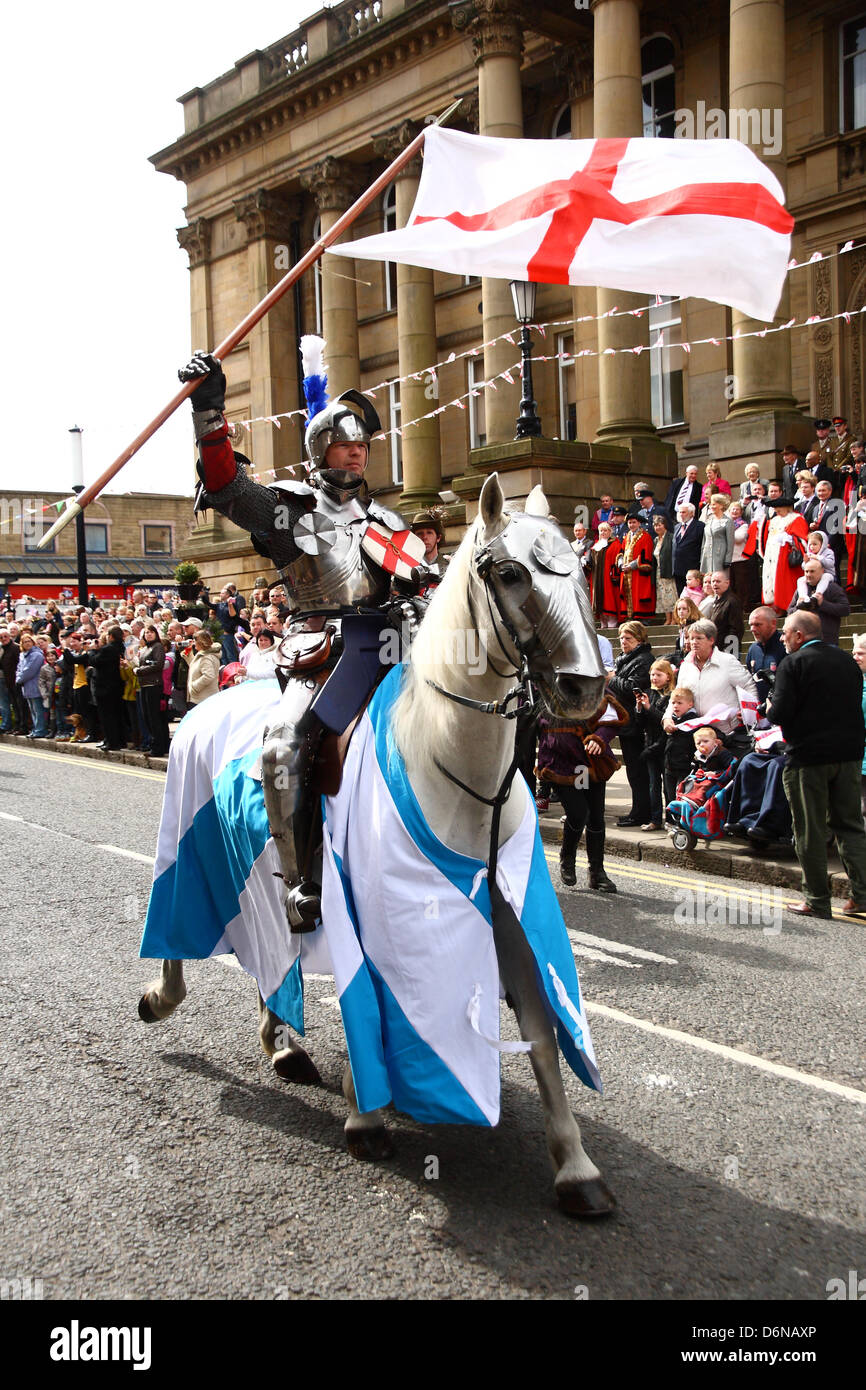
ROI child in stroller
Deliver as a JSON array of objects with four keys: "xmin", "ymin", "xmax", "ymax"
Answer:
[{"xmin": 668, "ymin": 726, "xmax": 738, "ymax": 851}]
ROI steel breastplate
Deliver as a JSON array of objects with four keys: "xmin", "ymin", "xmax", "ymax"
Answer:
[{"xmin": 279, "ymin": 488, "xmax": 391, "ymax": 614}]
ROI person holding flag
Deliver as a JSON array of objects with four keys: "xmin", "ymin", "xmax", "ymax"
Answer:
[{"xmin": 177, "ymin": 335, "xmax": 426, "ymax": 933}]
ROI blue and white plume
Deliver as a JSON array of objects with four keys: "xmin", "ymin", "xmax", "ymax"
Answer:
[{"xmin": 300, "ymin": 334, "xmax": 329, "ymax": 421}]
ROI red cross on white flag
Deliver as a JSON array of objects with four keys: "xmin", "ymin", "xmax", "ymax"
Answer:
[{"xmin": 343, "ymin": 128, "xmax": 793, "ymax": 323}]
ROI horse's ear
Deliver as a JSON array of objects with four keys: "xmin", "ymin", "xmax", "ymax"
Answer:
[
  {"xmin": 479, "ymin": 472, "xmax": 507, "ymax": 539},
  {"xmin": 525, "ymin": 484, "xmax": 551, "ymax": 518}
]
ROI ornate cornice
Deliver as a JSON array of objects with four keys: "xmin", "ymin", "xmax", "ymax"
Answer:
[
  {"xmin": 372, "ymin": 120, "xmax": 424, "ymax": 178},
  {"xmin": 233, "ymin": 188, "xmax": 299, "ymax": 241},
  {"xmin": 152, "ymin": 11, "xmax": 458, "ymax": 186},
  {"xmin": 450, "ymin": 0, "xmax": 525, "ymax": 66},
  {"xmin": 177, "ymin": 218, "xmax": 210, "ymax": 267},
  {"xmin": 300, "ymin": 156, "xmax": 366, "ymax": 212}
]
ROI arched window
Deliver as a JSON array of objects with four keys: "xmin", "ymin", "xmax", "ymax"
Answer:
[
  {"xmin": 551, "ymin": 103, "xmax": 572, "ymax": 140},
  {"xmin": 383, "ymin": 185, "xmax": 397, "ymax": 312},
  {"xmin": 641, "ymin": 35, "xmax": 675, "ymax": 138}
]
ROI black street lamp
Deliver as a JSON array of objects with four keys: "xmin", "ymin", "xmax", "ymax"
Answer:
[
  {"xmin": 69, "ymin": 426, "xmax": 89, "ymax": 609},
  {"xmin": 510, "ymin": 279, "xmax": 542, "ymax": 439}
]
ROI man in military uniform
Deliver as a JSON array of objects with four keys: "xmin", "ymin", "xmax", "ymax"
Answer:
[
  {"xmin": 813, "ymin": 418, "xmax": 835, "ymax": 464},
  {"xmin": 179, "ymin": 349, "xmax": 425, "ymax": 931}
]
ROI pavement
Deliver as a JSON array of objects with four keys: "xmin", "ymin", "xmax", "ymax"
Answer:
[
  {"xmin": 4, "ymin": 726, "xmax": 859, "ymax": 903},
  {"xmin": 3, "ymin": 741, "xmax": 865, "ymax": 1307}
]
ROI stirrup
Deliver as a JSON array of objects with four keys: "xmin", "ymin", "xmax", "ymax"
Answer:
[{"xmin": 285, "ymin": 882, "xmax": 321, "ymax": 933}]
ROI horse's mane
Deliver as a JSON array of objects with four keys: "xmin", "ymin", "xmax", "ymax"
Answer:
[{"xmin": 390, "ymin": 518, "xmax": 481, "ymax": 779}]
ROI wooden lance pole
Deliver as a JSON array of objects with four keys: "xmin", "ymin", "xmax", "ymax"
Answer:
[{"xmin": 37, "ymin": 98, "xmax": 463, "ymax": 551}]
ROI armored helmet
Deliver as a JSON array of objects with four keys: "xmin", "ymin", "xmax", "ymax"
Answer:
[{"xmin": 304, "ymin": 390, "xmax": 381, "ymax": 471}]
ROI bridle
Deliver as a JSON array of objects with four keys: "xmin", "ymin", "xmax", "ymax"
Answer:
[{"xmin": 422, "ymin": 536, "xmax": 544, "ymax": 893}]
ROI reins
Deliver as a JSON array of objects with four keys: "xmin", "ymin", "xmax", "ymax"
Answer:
[{"xmin": 422, "ymin": 544, "xmax": 542, "ymax": 885}]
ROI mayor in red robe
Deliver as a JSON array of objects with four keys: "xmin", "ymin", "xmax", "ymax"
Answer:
[{"xmin": 618, "ymin": 516, "xmax": 655, "ymax": 619}]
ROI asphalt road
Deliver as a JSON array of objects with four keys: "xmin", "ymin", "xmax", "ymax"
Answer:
[{"xmin": 2, "ymin": 742, "xmax": 864, "ymax": 1305}]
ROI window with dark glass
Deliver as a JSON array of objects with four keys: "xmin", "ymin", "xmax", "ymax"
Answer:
[
  {"xmin": 650, "ymin": 296, "xmax": 685, "ymax": 428},
  {"xmin": 143, "ymin": 525, "xmax": 172, "ymax": 555},
  {"xmin": 842, "ymin": 18, "xmax": 866, "ymax": 131},
  {"xmin": 383, "ymin": 186, "xmax": 398, "ymax": 312},
  {"xmin": 84, "ymin": 523, "xmax": 108, "ymax": 554},
  {"xmin": 642, "ymin": 35, "xmax": 676, "ymax": 139}
]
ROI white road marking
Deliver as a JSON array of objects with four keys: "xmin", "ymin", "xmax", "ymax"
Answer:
[
  {"xmin": 570, "ymin": 943, "xmax": 641, "ymax": 969},
  {"xmin": 0, "ymin": 745, "xmax": 165, "ymax": 780},
  {"xmin": 0, "ymin": 812, "xmax": 23, "ymax": 821},
  {"xmin": 586, "ymin": 1000, "xmax": 866, "ymax": 1106},
  {"xmin": 97, "ymin": 844, "xmax": 156, "ymax": 865},
  {"xmin": 568, "ymin": 929, "xmax": 677, "ymax": 965}
]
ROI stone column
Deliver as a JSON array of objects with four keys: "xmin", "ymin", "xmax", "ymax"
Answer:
[
  {"xmin": 301, "ymin": 158, "xmax": 363, "ymax": 400},
  {"xmin": 177, "ymin": 219, "xmax": 213, "ymax": 353},
  {"xmin": 452, "ymin": 0, "xmax": 526, "ymax": 446},
  {"xmin": 726, "ymin": 0, "xmax": 795, "ymax": 416},
  {"xmin": 591, "ymin": 0, "xmax": 659, "ymax": 454},
  {"xmin": 374, "ymin": 121, "xmax": 441, "ymax": 509},
  {"xmin": 177, "ymin": 219, "xmax": 222, "ymax": 534},
  {"xmin": 234, "ymin": 190, "xmax": 300, "ymax": 477},
  {"xmin": 708, "ymin": 0, "xmax": 810, "ymax": 472}
]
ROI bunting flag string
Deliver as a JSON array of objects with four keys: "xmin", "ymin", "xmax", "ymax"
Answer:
[{"xmin": 235, "ymin": 299, "xmax": 866, "ymax": 476}]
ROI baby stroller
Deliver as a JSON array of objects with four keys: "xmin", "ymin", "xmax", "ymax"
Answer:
[{"xmin": 667, "ymin": 758, "xmax": 738, "ymax": 851}]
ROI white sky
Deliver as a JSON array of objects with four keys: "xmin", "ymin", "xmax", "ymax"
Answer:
[{"xmin": 2, "ymin": 0, "xmax": 314, "ymax": 500}]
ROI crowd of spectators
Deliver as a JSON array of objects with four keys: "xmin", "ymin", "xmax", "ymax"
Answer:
[
  {"xmin": 578, "ymin": 420, "xmax": 866, "ymax": 628},
  {"xmin": 0, "ymin": 577, "xmax": 293, "ymax": 754}
]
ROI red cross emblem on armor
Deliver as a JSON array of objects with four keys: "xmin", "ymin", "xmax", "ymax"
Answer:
[{"xmin": 361, "ymin": 523, "xmax": 426, "ymax": 581}]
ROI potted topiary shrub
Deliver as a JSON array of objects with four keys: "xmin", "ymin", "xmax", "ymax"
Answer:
[{"xmin": 174, "ymin": 560, "xmax": 202, "ymax": 601}]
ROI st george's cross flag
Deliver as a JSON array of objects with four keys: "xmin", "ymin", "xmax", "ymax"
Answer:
[{"xmin": 342, "ymin": 128, "xmax": 794, "ymax": 323}]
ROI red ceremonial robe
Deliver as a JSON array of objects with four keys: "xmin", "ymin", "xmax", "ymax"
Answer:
[
  {"xmin": 764, "ymin": 512, "xmax": 809, "ymax": 611},
  {"xmin": 589, "ymin": 538, "xmax": 623, "ymax": 620},
  {"xmin": 618, "ymin": 528, "xmax": 655, "ymax": 617}
]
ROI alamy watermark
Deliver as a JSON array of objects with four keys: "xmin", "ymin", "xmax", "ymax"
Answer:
[
  {"xmin": 674, "ymin": 102, "xmax": 782, "ymax": 159},
  {"xmin": 674, "ymin": 885, "xmax": 783, "ymax": 935}
]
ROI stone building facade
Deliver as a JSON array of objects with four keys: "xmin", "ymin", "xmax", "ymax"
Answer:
[
  {"xmin": 0, "ymin": 490, "xmax": 193, "ymax": 603},
  {"xmin": 151, "ymin": 0, "xmax": 866, "ymax": 592}
]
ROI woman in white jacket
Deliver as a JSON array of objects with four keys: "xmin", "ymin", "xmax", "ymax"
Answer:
[
  {"xmin": 185, "ymin": 630, "xmax": 221, "ymax": 708},
  {"xmin": 245, "ymin": 629, "xmax": 281, "ymax": 680}
]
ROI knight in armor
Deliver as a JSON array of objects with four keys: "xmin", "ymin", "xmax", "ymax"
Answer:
[{"xmin": 179, "ymin": 339, "xmax": 426, "ymax": 932}]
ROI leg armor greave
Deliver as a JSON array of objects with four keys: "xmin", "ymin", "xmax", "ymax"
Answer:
[{"xmin": 261, "ymin": 677, "xmax": 323, "ymax": 932}]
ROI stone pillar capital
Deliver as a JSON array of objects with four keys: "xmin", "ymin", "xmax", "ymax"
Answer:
[
  {"xmin": 455, "ymin": 90, "xmax": 480, "ymax": 133},
  {"xmin": 177, "ymin": 218, "xmax": 210, "ymax": 267},
  {"xmin": 233, "ymin": 189, "xmax": 299, "ymax": 241},
  {"xmin": 450, "ymin": 0, "xmax": 525, "ymax": 66},
  {"xmin": 554, "ymin": 41, "xmax": 593, "ymax": 102},
  {"xmin": 300, "ymin": 157, "xmax": 365, "ymax": 213},
  {"xmin": 372, "ymin": 121, "xmax": 424, "ymax": 179}
]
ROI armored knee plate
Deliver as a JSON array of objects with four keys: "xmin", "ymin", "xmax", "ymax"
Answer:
[{"xmin": 261, "ymin": 678, "xmax": 323, "ymax": 931}]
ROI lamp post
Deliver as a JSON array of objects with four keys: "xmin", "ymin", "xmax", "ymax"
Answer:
[
  {"xmin": 510, "ymin": 280, "xmax": 542, "ymax": 439},
  {"xmin": 69, "ymin": 426, "xmax": 89, "ymax": 608}
]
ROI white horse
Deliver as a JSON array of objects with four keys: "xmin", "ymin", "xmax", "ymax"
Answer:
[{"xmin": 140, "ymin": 474, "xmax": 615, "ymax": 1216}]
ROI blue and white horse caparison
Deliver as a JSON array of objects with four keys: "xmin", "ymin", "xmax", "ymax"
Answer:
[{"xmin": 139, "ymin": 474, "xmax": 615, "ymax": 1216}]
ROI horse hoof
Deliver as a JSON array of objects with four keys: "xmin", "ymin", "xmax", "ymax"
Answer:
[
  {"xmin": 555, "ymin": 1177, "xmax": 617, "ymax": 1218},
  {"xmin": 137, "ymin": 993, "xmax": 160, "ymax": 1023},
  {"xmin": 272, "ymin": 1048, "xmax": 322, "ymax": 1086},
  {"xmin": 346, "ymin": 1127, "xmax": 395, "ymax": 1161}
]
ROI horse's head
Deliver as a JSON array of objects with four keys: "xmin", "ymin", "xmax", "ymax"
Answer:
[{"xmin": 474, "ymin": 473, "xmax": 606, "ymax": 720}]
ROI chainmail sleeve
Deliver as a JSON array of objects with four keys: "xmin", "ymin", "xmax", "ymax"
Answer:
[{"xmin": 201, "ymin": 468, "xmax": 308, "ymax": 569}]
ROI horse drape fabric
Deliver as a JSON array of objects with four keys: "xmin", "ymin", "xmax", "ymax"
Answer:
[{"xmin": 140, "ymin": 667, "xmax": 600, "ymax": 1124}]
